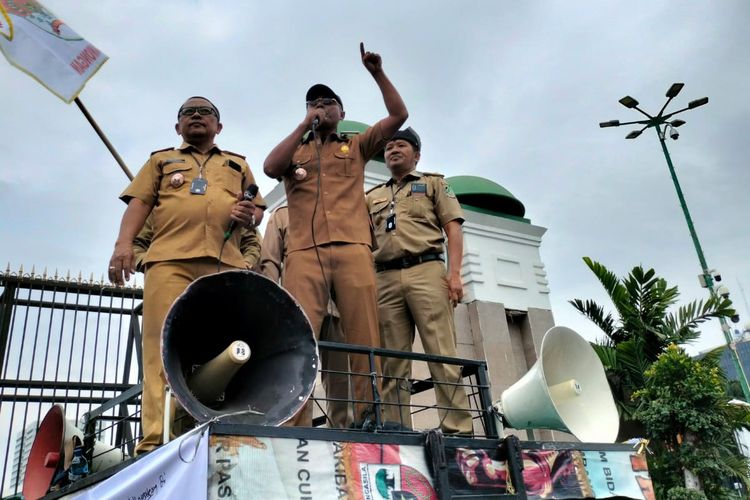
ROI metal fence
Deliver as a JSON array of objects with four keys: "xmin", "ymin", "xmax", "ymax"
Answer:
[
  {"xmin": 0, "ymin": 268, "xmax": 496, "ymax": 499},
  {"xmin": 0, "ymin": 269, "xmax": 143, "ymax": 498}
]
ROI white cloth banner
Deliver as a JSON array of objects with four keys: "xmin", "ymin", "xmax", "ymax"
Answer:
[
  {"xmin": 71, "ymin": 426, "xmax": 209, "ymax": 500},
  {"xmin": 0, "ymin": 0, "xmax": 107, "ymax": 102}
]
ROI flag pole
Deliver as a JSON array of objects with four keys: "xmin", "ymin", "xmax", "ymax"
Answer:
[{"xmin": 74, "ymin": 97, "xmax": 134, "ymax": 181}]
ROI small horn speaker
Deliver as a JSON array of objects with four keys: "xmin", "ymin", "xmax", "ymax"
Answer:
[
  {"xmin": 498, "ymin": 326, "xmax": 619, "ymax": 443},
  {"xmin": 162, "ymin": 270, "xmax": 318, "ymax": 425},
  {"xmin": 23, "ymin": 405, "xmax": 125, "ymax": 500}
]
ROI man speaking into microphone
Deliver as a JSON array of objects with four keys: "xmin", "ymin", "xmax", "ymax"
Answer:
[
  {"xmin": 263, "ymin": 43, "xmax": 408, "ymax": 427},
  {"xmin": 108, "ymin": 96, "xmax": 265, "ymax": 454}
]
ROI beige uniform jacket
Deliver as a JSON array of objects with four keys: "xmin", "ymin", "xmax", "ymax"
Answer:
[
  {"xmin": 121, "ymin": 142, "xmax": 266, "ymax": 269},
  {"xmin": 366, "ymin": 171, "xmax": 463, "ymax": 263},
  {"xmin": 283, "ymin": 123, "xmax": 386, "ymax": 253},
  {"xmin": 133, "ymin": 215, "xmax": 262, "ymax": 272}
]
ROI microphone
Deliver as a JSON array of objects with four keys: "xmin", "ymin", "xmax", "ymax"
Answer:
[
  {"xmin": 312, "ymin": 117, "xmax": 320, "ymax": 129},
  {"xmin": 224, "ymin": 184, "xmax": 259, "ymax": 240}
]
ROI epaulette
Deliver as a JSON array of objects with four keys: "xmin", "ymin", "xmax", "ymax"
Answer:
[
  {"xmin": 366, "ymin": 182, "xmax": 387, "ymax": 195},
  {"xmin": 423, "ymin": 172, "xmax": 445, "ymax": 178},
  {"xmin": 150, "ymin": 147, "xmax": 174, "ymax": 156},
  {"xmin": 223, "ymin": 150, "xmax": 246, "ymax": 160}
]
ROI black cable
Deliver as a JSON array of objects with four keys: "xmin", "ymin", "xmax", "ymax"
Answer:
[
  {"xmin": 217, "ymin": 238, "xmax": 227, "ymax": 274},
  {"xmin": 309, "ymin": 123, "xmax": 336, "ymax": 335},
  {"xmin": 310, "ymin": 122, "xmax": 345, "ymax": 427}
]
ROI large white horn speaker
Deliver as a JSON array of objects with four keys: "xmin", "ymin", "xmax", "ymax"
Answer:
[
  {"xmin": 162, "ymin": 270, "xmax": 318, "ymax": 426},
  {"xmin": 499, "ymin": 326, "xmax": 619, "ymax": 443},
  {"xmin": 22, "ymin": 404, "xmax": 125, "ymax": 499}
]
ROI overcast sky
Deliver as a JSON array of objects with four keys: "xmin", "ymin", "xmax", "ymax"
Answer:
[{"xmin": 1, "ymin": 0, "xmax": 748, "ymax": 354}]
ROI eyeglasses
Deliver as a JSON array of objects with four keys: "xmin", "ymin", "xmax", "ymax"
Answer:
[
  {"xmin": 179, "ymin": 106, "xmax": 217, "ymax": 117},
  {"xmin": 306, "ymin": 97, "xmax": 339, "ymax": 107}
]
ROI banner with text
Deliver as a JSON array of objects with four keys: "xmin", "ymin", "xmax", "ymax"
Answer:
[
  {"xmin": 0, "ymin": 0, "xmax": 107, "ymax": 102},
  {"xmin": 71, "ymin": 428, "xmax": 209, "ymax": 500},
  {"xmin": 209, "ymin": 435, "xmax": 437, "ymax": 499}
]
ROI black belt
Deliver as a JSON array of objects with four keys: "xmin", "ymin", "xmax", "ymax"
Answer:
[{"xmin": 376, "ymin": 252, "xmax": 444, "ymax": 272}]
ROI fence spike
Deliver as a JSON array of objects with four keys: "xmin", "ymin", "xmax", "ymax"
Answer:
[
  {"xmin": 18, "ymin": 264, "xmax": 24, "ymax": 275},
  {"xmin": 30, "ymin": 265, "xmax": 36, "ymax": 278}
]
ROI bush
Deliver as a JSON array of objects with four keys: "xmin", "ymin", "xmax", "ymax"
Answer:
[{"xmin": 665, "ymin": 487, "xmax": 707, "ymax": 499}]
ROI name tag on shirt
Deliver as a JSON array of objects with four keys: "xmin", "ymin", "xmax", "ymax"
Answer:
[
  {"xmin": 190, "ymin": 177, "xmax": 207, "ymax": 195},
  {"xmin": 411, "ymin": 183, "xmax": 427, "ymax": 196}
]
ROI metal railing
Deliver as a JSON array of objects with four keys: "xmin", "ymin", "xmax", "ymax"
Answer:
[
  {"xmin": 0, "ymin": 269, "xmax": 496, "ymax": 498},
  {"xmin": 0, "ymin": 270, "xmax": 143, "ymax": 498}
]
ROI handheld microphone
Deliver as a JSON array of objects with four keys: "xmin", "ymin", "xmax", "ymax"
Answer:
[
  {"xmin": 224, "ymin": 184, "xmax": 259, "ymax": 240},
  {"xmin": 312, "ymin": 117, "xmax": 320, "ymax": 129}
]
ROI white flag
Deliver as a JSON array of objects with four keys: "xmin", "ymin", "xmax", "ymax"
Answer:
[{"xmin": 0, "ymin": 0, "xmax": 107, "ymax": 103}]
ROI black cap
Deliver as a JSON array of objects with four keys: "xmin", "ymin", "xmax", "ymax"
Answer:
[
  {"xmin": 305, "ymin": 84, "xmax": 343, "ymax": 109},
  {"xmin": 389, "ymin": 127, "xmax": 421, "ymax": 151}
]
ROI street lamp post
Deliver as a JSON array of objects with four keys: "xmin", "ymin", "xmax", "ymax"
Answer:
[{"xmin": 600, "ymin": 83, "xmax": 750, "ymax": 401}]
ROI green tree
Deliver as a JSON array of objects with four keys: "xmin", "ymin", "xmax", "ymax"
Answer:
[
  {"xmin": 569, "ymin": 257, "xmax": 736, "ymax": 437},
  {"xmin": 634, "ymin": 345, "xmax": 750, "ymax": 499}
]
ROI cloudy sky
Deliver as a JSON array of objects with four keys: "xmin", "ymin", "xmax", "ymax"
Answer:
[{"xmin": 1, "ymin": 0, "xmax": 748, "ymax": 354}]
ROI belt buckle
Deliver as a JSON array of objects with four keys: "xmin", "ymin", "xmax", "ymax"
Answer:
[{"xmin": 400, "ymin": 257, "xmax": 410, "ymax": 269}]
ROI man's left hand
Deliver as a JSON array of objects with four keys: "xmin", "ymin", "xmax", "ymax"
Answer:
[
  {"xmin": 446, "ymin": 272, "xmax": 464, "ymax": 307},
  {"xmin": 360, "ymin": 42, "xmax": 382, "ymax": 75},
  {"xmin": 230, "ymin": 191, "xmax": 257, "ymax": 227}
]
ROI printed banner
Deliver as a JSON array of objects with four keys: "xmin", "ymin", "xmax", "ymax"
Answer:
[
  {"xmin": 209, "ymin": 435, "xmax": 437, "ymax": 499},
  {"xmin": 0, "ymin": 0, "xmax": 107, "ymax": 102},
  {"xmin": 447, "ymin": 445, "xmax": 654, "ymax": 500},
  {"xmin": 582, "ymin": 450, "xmax": 654, "ymax": 500},
  {"xmin": 70, "ymin": 427, "xmax": 209, "ymax": 500}
]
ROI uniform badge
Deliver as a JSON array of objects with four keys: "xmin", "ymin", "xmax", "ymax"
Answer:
[
  {"xmin": 190, "ymin": 177, "xmax": 208, "ymax": 195},
  {"xmin": 170, "ymin": 173, "xmax": 185, "ymax": 188},
  {"xmin": 411, "ymin": 183, "xmax": 427, "ymax": 196},
  {"xmin": 445, "ymin": 184, "xmax": 456, "ymax": 198},
  {"xmin": 294, "ymin": 167, "xmax": 307, "ymax": 180},
  {"xmin": 340, "ymin": 145, "xmax": 350, "ymax": 154}
]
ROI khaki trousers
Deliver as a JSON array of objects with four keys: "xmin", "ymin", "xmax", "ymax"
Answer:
[
  {"xmin": 284, "ymin": 243, "xmax": 381, "ymax": 425},
  {"xmin": 320, "ymin": 314, "xmax": 352, "ymax": 427},
  {"xmin": 377, "ymin": 260, "xmax": 473, "ymax": 434},
  {"xmin": 136, "ymin": 258, "xmax": 236, "ymax": 454}
]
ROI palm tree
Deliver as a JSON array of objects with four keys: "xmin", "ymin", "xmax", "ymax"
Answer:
[{"xmin": 569, "ymin": 257, "xmax": 736, "ymax": 438}]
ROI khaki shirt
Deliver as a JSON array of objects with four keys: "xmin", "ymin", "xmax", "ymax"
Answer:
[
  {"xmin": 133, "ymin": 215, "xmax": 262, "ymax": 272},
  {"xmin": 366, "ymin": 171, "xmax": 463, "ymax": 263},
  {"xmin": 259, "ymin": 206, "xmax": 288, "ymax": 283},
  {"xmin": 259, "ymin": 205, "xmax": 340, "ymax": 317},
  {"xmin": 284, "ymin": 123, "xmax": 386, "ymax": 253},
  {"xmin": 121, "ymin": 142, "xmax": 266, "ymax": 268}
]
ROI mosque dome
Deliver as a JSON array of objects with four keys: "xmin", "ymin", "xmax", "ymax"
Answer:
[{"xmin": 447, "ymin": 175, "xmax": 526, "ymax": 220}]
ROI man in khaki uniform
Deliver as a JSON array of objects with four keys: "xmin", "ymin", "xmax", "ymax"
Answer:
[
  {"xmin": 365, "ymin": 127, "xmax": 473, "ymax": 435},
  {"xmin": 134, "ymin": 216, "xmax": 263, "ymax": 272},
  {"xmin": 108, "ymin": 96, "xmax": 266, "ymax": 454},
  {"xmin": 263, "ymin": 43, "xmax": 408, "ymax": 426},
  {"xmin": 259, "ymin": 205, "xmax": 352, "ymax": 428}
]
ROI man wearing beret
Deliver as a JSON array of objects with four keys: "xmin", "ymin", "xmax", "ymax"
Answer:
[
  {"xmin": 366, "ymin": 127, "xmax": 473, "ymax": 435},
  {"xmin": 263, "ymin": 43, "xmax": 408, "ymax": 427},
  {"xmin": 108, "ymin": 96, "xmax": 265, "ymax": 453}
]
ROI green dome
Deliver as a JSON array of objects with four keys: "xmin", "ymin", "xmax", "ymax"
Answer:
[{"xmin": 447, "ymin": 175, "xmax": 526, "ymax": 219}]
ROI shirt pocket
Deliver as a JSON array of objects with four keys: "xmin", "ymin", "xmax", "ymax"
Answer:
[
  {"xmin": 333, "ymin": 146, "xmax": 357, "ymax": 177},
  {"xmin": 407, "ymin": 192, "xmax": 432, "ymax": 219},
  {"xmin": 213, "ymin": 162, "xmax": 244, "ymax": 193},
  {"xmin": 368, "ymin": 198, "xmax": 390, "ymax": 229},
  {"xmin": 161, "ymin": 161, "xmax": 193, "ymax": 192}
]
